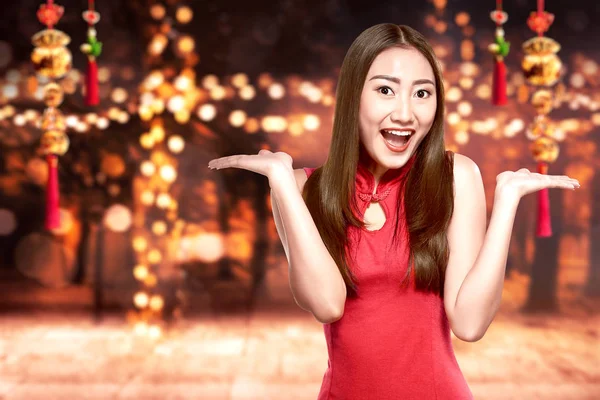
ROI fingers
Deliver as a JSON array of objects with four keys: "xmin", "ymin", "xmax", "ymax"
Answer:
[
  {"xmin": 565, "ymin": 178, "xmax": 580, "ymax": 188},
  {"xmin": 209, "ymin": 150, "xmax": 273, "ymax": 169},
  {"xmin": 545, "ymin": 176, "xmax": 580, "ymax": 190},
  {"xmin": 518, "ymin": 173, "xmax": 582, "ymax": 196},
  {"xmin": 553, "ymin": 181, "xmax": 577, "ymax": 190},
  {"xmin": 207, "ymin": 153, "xmax": 274, "ymax": 177},
  {"xmin": 548, "ymin": 174, "xmax": 580, "ymax": 188},
  {"xmin": 526, "ymin": 171, "xmax": 580, "ymax": 190},
  {"xmin": 207, "ymin": 150, "xmax": 288, "ymax": 175},
  {"xmin": 208, "ymin": 154, "xmax": 246, "ymax": 170}
]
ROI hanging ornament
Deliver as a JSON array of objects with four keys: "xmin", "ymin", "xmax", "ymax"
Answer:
[
  {"xmin": 522, "ymin": 36, "xmax": 561, "ymax": 87},
  {"xmin": 522, "ymin": 1, "xmax": 561, "ymax": 87},
  {"xmin": 81, "ymin": 0, "xmax": 102, "ymax": 106},
  {"xmin": 40, "ymin": 85, "xmax": 70, "ymax": 231},
  {"xmin": 32, "ymin": 0, "xmax": 72, "ymax": 231},
  {"xmin": 488, "ymin": 1, "xmax": 510, "ymax": 106},
  {"xmin": 31, "ymin": 1, "xmax": 71, "ymax": 79},
  {"xmin": 521, "ymin": 0, "xmax": 563, "ymax": 237}
]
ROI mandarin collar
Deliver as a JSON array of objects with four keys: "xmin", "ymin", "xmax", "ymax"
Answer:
[{"xmin": 355, "ymin": 154, "xmax": 416, "ymax": 203}]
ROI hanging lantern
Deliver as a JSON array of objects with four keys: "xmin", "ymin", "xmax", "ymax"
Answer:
[
  {"xmin": 31, "ymin": 29, "xmax": 72, "ymax": 79},
  {"xmin": 80, "ymin": 1, "xmax": 102, "ymax": 106},
  {"xmin": 525, "ymin": 89, "xmax": 561, "ymax": 237},
  {"xmin": 530, "ymin": 135, "xmax": 558, "ymax": 237},
  {"xmin": 40, "ymin": 83, "xmax": 70, "ymax": 230},
  {"xmin": 32, "ymin": 0, "xmax": 72, "ymax": 231},
  {"xmin": 530, "ymin": 88, "xmax": 553, "ymax": 115},
  {"xmin": 522, "ymin": 36, "xmax": 562, "ymax": 87},
  {"xmin": 530, "ymin": 136, "xmax": 559, "ymax": 164},
  {"xmin": 521, "ymin": 0, "xmax": 562, "ymax": 237},
  {"xmin": 488, "ymin": 2, "xmax": 510, "ymax": 106},
  {"xmin": 31, "ymin": 1, "xmax": 71, "ymax": 79},
  {"xmin": 525, "ymin": 89, "xmax": 555, "ymax": 141}
]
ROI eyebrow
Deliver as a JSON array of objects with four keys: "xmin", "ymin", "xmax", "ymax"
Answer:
[{"xmin": 369, "ymin": 75, "xmax": 436, "ymax": 87}]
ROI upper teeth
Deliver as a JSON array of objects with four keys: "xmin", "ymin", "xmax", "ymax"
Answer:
[{"xmin": 383, "ymin": 130, "xmax": 412, "ymax": 136}]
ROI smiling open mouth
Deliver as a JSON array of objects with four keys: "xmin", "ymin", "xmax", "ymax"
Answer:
[{"xmin": 380, "ymin": 129, "xmax": 414, "ymax": 150}]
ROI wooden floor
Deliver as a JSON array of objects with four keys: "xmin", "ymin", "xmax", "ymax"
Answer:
[{"xmin": 0, "ymin": 266, "xmax": 598, "ymax": 399}]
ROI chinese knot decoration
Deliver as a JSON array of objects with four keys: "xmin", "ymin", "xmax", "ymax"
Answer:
[
  {"xmin": 488, "ymin": 1, "xmax": 510, "ymax": 106},
  {"xmin": 80, "ymin": 0, "xmax": 102, "ymax": 106},
  {"xmin": 31, "ymin": 2, "xmax": 71, "ymax": 79},
  {"xmin": 522, "ymin": 0, "xmax": 563, "ymax": 237},
  {"xmin": 31, "ymin": 0, "xmax": 71, "ymax": 230}
]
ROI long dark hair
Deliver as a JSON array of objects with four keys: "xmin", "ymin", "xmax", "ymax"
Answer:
[{"xmin": 302, "ymin": 23, "xmax": 454, "ymax": 298}]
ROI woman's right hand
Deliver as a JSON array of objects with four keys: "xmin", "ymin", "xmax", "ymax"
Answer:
[{"xmin": 208, "ymin": 149, "xmax": 294, "ymax": 183}]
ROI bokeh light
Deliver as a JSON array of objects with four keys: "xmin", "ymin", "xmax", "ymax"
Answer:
[
  {"xmin": 167, "ymin": 135, "xmax": 185, "ymax": 153},
  {"xmin": 198, "ymin": 104, "xmax": 217, "ymax": 121}
]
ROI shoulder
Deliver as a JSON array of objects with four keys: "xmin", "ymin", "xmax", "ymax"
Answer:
[
  {"xmin": 272, "ymin": 168, "xmax": 309, "ymax": 195},
  {"xmin": 293, "ymin": 168, "xmax": 309, "ymax": 193},
  {"xmin": 451, "ymin": 153, "xmax": 482, "ymax": 189}
]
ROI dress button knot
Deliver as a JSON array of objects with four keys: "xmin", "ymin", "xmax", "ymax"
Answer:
[{"xmin": 358, "ymin": 188, "xmax": 391, "ymax": 202}]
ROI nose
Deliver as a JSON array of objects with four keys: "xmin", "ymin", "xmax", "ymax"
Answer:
[{"xmin": 390, "ymin": 97, "xmax": 415, "ymax": 125}]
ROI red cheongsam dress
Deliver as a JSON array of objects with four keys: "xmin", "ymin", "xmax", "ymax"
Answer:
[{"xmin": 303, "ymin": 154, "xmax": 474, "ymax": 400}]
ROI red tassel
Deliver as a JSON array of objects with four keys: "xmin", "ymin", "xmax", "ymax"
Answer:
[
  {"xmin": 492, "ymin": 59, "xmax": 507, "ymax": 105},
  {"xmin": 85, "ymin": 58, "xmax": 99, "ymax": 106},
  {"xmin": 45, "ymin": 154, "xmax": 60, "ymax": 230},
  {"xmin": 536, "ymin": 162, "xmax": 552, "ymax": 237}
]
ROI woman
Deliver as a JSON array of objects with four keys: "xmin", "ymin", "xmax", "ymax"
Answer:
[{"xmin": 208, "ymin": 24, "xmax": 579, "ymax": 399}]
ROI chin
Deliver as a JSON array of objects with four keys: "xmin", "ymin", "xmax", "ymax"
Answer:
[
  {"xmin": 389, "ymin": 157, "xmax": 411, "ymax": 169},
  {"xmin": 379, "ymin": 146, "xmax": 415, "ymax": 169}
]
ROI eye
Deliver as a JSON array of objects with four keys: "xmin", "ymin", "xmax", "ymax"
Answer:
[
  {"xmin": 415, "ymin": 89, "xmax": 432, "ymax": 99},
  {"xmin": 377, "ymin": 86, "xmax": 395, "ymax": 96}
]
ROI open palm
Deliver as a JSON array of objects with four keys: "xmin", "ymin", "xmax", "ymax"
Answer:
[
  {"xmin": 208, "ymin": 149, "xmax": 294, "ymax": 180},
  {"xmin": 496, "ymin": 168, "xmax": 580, "ymax": 200}
]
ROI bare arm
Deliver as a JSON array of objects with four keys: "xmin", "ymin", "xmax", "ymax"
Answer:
[
  {"xmin": 443, "ymin": 154, "xmax": 505, "ymax": 342},
  {"xmin": 444, "ymin": 154, "xmax": 580, "ymax": 342},
  {"xmin": 208, "ymin": 151, "xmax": 346, "ymax": 323},
  {"xmin": 270, "ymin": 168, "xmax": 347, "ymax": 324}
]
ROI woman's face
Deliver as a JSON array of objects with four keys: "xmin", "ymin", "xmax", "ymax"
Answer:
[{"xmin": 358, "ymin": 46, "xmax": 437, "ymax": 174}]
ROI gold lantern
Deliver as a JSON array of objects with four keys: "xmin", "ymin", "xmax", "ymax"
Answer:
[
  {"xmin": 40, "ymin": 83, "xmax": 69, "ymax": 155},
  {"xmin": 530, "ymin": 89, "xmax": 553, "ymax": 115},
  {"xmin": 43, "ymin": 81, "xmax": 64, "ymax": 107},
  {"xmin": 530, "ymin": 136, "xmax": 559, "ymax": 164},
  {"xmin": 522, "ymin": 5, "xmax": 562, "ymax": 237},
  {"xmin": 521, "ymin": 36, "xmax": 562, "ymax": 87},
  {"xmin": 526, "ymin": 89, "xmax": 557, "ymax": 141},
  {"xmin": 526, "ymin": 115, "xmax": 550, "ymax": 141},
  {"xmin": 31, "ymin": 29, "xmax": 72, "ymax": 79},
  {"xmin": 40, "ymin": 82, "xmax": 66, "ymax": 133},
  {"xmin": 40, "ymin": 108, "xmax": 66, "ymax": 133},
  {"xmin": 40, "ymin": 128, "xmax": 70, "ymax": 156},
  {"xmin": 32, "ymin": 1, "xmax": 72, "ymax": 231}
]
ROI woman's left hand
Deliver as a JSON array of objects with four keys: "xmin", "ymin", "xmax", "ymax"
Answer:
[{"xmin": 495, "ymin": 168, "xmax": 580, "ymax": 202}]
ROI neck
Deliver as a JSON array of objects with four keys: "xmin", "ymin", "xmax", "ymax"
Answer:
[
  {"xmin": 357, "ymin": 148, "xmax": 417, "ymax": 193},
  {"xmin": 369, "ymin": 164, "xmax": 388, "ymax": 188},
  {"xmin": 358, "ymin": 150, "xmax": 387, "ymax": 191}
]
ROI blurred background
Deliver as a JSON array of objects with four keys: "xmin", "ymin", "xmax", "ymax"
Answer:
[{"xmin": 0, "ymin": 0, "xmax": 598, "ymax": 399}]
